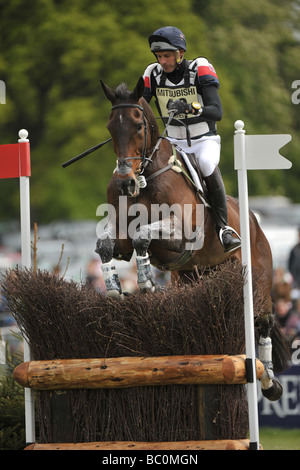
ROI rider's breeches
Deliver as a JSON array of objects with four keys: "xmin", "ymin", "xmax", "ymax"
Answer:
[{"xmin": 168, "ymin": 134, "xmax": 221, "ymax": 177}]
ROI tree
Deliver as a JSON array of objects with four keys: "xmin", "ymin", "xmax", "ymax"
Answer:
[
  {"xmin": 192, "ymin": 0, "xmax": 300, "ymax": 198},
  {"xmin": 0, "ymin": 0, "xmax": 207, "ymax": 222},
  {"xmin": 0, "ymin": 0, "xmax": 299, "ymax": 224}
]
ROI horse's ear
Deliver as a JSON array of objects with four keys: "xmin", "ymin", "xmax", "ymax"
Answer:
[
  {"xmin": 100, "ymin": 79, "xmax": 116, "ymax": 103},
  {"xmin": 132, "ymin": 76, "xmax": 145, "ymax": 102}
]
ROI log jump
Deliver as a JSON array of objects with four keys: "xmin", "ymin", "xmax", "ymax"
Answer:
[
  {"xmin": 6, "ymin": 263, "xmax": 268, "ymax": 450},
  {"xmin": 16, "ymin": 354, "xmax": 264, "ymax": 450},
  {"xmin": 14, "ymin": 354, "xmax": 264, "ymax": 390},
  {"xmin": 26, "ymin": 439, "xmax": 259, "ymax": 451}
]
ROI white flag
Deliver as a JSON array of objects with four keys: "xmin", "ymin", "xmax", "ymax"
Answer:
[{"xmin": 234, "ymin": 134, "xmax": 292, "ymax": 170}]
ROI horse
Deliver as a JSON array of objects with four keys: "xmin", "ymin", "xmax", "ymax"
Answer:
[{"xmin": 95, "ymin": 76, "xmax": 290, "ymax": 401}]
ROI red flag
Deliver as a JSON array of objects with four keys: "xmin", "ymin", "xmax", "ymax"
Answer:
[{"xmin": 0, "ymin": 142, "xmax": 31, "ymax": 179}]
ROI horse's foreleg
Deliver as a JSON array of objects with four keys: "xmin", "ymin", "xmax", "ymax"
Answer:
[
  {"xmin": 95, "ymin": 226, "xmax": 122, "ymax": 297},
  {"xmin": 132, "ymin": 216, "xmax": 183, "ymax": 293},
  {"xmin": 132, "ymin": 225, "xmax": 155, "ymax": 292}
]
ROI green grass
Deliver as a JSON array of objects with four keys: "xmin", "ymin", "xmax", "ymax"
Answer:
[{"xmin": 259, "ymin": 427, "xmax": 300, "ymax": 450}]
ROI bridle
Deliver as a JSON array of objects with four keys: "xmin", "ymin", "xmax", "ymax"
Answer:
[
  {"xmin": 62, "ymin": 101, "xmax": 190, "ymax": 174},
  {"xmin": 110, "ymin": 102, "xmax": 155, "ymax": 175},
  {"xmin": 110, "ymin": 103, "xmax": 193, "ymax": 188}
]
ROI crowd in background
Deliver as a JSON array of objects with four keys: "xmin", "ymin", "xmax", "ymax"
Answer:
[{"xmin": 272, "ymin": 228, "xmax": 300, "ymax": 343}]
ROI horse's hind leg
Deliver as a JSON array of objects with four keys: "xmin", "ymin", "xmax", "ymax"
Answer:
[
  {"xmin": 95, "ymin": 225, "xmax": 122, "ymax": 297},
  {"xmin": 257, "ymin": 309, "xmax": 290, "ymax": 401},
  {"xmin": 258, "ymin": 318, "xmax": 283, "ymax": 401},
  {"xmin": 247, "ymin": 210, "xmax": 289, "ymax": 400}
]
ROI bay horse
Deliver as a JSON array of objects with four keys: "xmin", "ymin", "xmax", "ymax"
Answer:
[{"xmin": 95, "ymin": 77, "xmax": 290, "ymax": 401}]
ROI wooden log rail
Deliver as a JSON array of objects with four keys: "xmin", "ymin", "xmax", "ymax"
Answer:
[
  {"xmin": 26, "ymin": 439, "xmax": 260, "ymax": 450},
  {"xmin": 14, "ymin": 354, "xmax": 264, "ymax": 390}
]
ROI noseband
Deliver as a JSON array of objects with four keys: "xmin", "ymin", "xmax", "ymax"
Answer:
[{"xmin": 110, "ymin": 103, "xmax": 155, "ymax": 174}]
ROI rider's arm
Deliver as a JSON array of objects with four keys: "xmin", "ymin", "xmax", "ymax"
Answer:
[
  {"xmin": 143, "ymin": 86, "xmax": 152, "ymax": 103},
  {"xmin": 201, "ymin": 84, "xmax": 223, "ymax": 122}
]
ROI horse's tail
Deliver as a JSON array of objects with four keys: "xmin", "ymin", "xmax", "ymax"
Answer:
[{"xmin": 271, "ymin": 320, "xmax": 291, "ymax": 373}]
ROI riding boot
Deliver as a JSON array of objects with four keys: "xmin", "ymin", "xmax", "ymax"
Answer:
[{"xmin": 203, "ymin": 167, "xmax": 241, "ymax": 253}]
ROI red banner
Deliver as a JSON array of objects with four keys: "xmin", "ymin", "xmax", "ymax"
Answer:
[{"xmin": 0, "ymin": 142, "xmax": 31, "ymax": 179}]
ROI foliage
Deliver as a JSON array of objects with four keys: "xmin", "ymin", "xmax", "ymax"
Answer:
[
  {"xmin": 0, "ymin": 341, "xmax": 25, "ymax": 451},
  {"xmin": 0, "ymin": 0, "xmax": 299, "ymax": 223},
  {"xmin": 0, "ymin": 372, "xmax": 25, "ymax": 450},
  {"xmin": 192, "ymin": 0, "xmax": 300, "ymax": 197}
]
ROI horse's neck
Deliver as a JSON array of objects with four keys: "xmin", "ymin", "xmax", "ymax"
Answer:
[
  {"xmin": 140, "ymin": 98, "xmax": 160, "ymax": 139},
  {"xmin": 139, "ymin": 98, "xmax": 173, "ymax": 167},
  {"xmin": 160, "ymin": 137, "xmax": 174, "ymax": 158},
  {"xmin": 148, "ymin": 137, "xmax": 172, "ymax": 172}
]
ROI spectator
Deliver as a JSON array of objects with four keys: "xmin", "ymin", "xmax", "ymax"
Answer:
[
  {"xmin": 85, "ymin": 256, "xmax": 106, "ymax": 292},
  {"xmin": 288, "ymin": 227, "xmax": 300, "ymax": 288},
  {"xmin": 271, "ymin": 267, "xmax": 291, "ymax": 303},
  {"xmin": 274, "ymin": 297, "xmax": 292, "ymax": 332},
  {"xmin": 285, "ymin": 298, "xmax": 300, "ymax": 339}
]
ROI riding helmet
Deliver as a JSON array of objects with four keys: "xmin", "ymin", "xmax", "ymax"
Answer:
[{"xmin": 148, "ymin": 26, "xmax": 187, "ymax": 52}]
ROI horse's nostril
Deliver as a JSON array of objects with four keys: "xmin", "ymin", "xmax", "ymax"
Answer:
[{"xmin": 117, "ymin": 177, "xmax": 138, "ymax": 196}]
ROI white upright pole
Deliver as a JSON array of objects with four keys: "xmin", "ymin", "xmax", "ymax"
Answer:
[
  {"xmin": 18, "ymin": 129, "xmax": 35, "ymax": 444},
  {"xmin": 234, "ymin": 120, "xmax": 260, "ymax": 449}
]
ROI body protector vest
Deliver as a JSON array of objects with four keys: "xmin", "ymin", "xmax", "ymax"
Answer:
[{"xmin": 143, "ymin": 57, "xmax": 220, "ymax": 140}]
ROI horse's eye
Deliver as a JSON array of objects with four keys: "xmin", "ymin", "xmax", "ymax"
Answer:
[{"xmin": 137, "ymin": 123, "xmax": 143, "ymax": 133}]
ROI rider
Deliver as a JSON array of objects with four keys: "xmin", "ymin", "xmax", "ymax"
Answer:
[{"xmin": 143, "ymin": 26, "xmax": 241, "ymax": 253}]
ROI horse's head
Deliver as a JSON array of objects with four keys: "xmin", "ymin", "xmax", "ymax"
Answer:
[{"xmin": 100, "ymin": 77, "xmax": 157, "ymax": 197}]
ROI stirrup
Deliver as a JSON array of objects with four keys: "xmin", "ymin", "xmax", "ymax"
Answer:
[{"xmin": 219, "ymin": 226, "xmax": 241, "ymax": 252}]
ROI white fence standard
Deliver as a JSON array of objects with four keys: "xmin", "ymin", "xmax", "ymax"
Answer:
[{"xmin": 234, "ymin": 120, "xmax": 292, "ymax": 449}]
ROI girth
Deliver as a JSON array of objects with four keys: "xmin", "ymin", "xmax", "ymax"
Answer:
[{"xmin": 152, "ymin": 226, "xmax": 204, "ymax": 271}]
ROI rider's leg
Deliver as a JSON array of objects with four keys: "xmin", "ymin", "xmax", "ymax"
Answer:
[
  {"xmin": 204, "ymin": 167, "xmax": 241, "ymax": 252},
  {"xmin": 166, "ymin": 135, "xmax": 241, "ymax": 252},
  {"xmin": 193, "ymin": 136, "xmax": 241, "ymax": 253}
]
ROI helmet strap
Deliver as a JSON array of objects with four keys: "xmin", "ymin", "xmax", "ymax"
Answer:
[{"xmin": 176, "ymin": 50, "xmax": 184, "ymax": 64}]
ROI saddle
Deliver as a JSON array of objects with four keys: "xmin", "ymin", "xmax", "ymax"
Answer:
[{"xmin": 172, "ymin": 147, "xmax": 211, "ymax": 207}]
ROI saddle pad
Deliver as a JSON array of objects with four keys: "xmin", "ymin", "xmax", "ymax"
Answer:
[{"xmin": 175, "ymin": 147, "xmax": 204, "ymax": 194}]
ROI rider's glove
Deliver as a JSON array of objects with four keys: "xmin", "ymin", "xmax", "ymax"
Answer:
[{"xmin": 167, "ymin": 99, "xmax": 202, "ymax": 116}]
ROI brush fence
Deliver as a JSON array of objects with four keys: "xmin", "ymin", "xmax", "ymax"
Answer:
[
  {"xmin": 14, "ymin": 354, "xmax": 264, "ymax": 450},
  {"xmin": 4, "ymin": 262, "xmax": 265, "ymax": 450}
]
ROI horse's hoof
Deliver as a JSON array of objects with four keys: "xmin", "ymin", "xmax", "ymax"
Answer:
[
  {"xmin": 107, "ymin": 289, "xmax": 123, "ymax": 298},
  {"xmin": 261, "ymin": 379, "xmax": 283, "ymax": 401},
  {"xmin": 139, "ymin": 280, "xmax": 156, "ymax": 293}
]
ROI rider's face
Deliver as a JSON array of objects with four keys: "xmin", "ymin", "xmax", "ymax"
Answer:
[{"xmin": 155, "ymin": 50, "xmax": 182, "ymax": 73}]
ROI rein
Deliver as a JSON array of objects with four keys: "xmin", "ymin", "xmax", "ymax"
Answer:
[
  {"xmin": 62, "ymin": 101, "xmax": 192, "ymax": 187},
  {"xmin": 109, "ymin": 103, "xmax": 193, "ymax": 180},
  {"xmin": 110, "ymin": 103, "xmax": 189, "ymax": 188}
]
